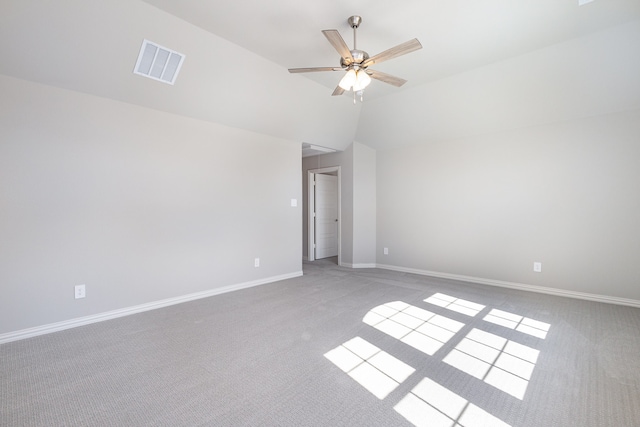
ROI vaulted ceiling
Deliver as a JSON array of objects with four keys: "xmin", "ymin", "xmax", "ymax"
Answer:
[{"xmin": 2, "ymin": 0, "xmax": 639, "ymax": 151}]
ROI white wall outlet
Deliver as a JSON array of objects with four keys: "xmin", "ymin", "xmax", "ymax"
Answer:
[
  {"xmin": 291, "ymin": 198, "xmax": 298, "ymax": 207},
  {"xmin": 254, "ymin": 258, "xmax": 260, "ymax": 267},
  {"xmin": 533, "ymin": 262, "xmax": 542, "ymax": 273},
  {"xmin": 383, "ymin": 247, "xmax": 389, "ymax": 255},
  {"xmin": 75, "ymin": 284, "xmax": 86, "ymax": 299}
]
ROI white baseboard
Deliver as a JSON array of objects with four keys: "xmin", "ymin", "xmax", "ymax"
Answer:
[
  {"xmin": 0, "ymin": 271, "xmax": 303, "ymax": 345},
  {"xmin": 376, "ymin": 263, "xmax": 640, "ymax": 309},
  {"xmin": 342, "ymin": 262, "xmax": 377, "ymax": 268}
]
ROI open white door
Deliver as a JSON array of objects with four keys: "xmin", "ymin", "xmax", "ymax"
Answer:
[{"xmin": 314, "ymin": 174, "xmax": 339, "ymax": 259}]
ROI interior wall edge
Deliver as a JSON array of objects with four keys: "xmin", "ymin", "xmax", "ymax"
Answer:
[{"xmin": 376, "ymin": 263, "xmax": 640, "ymax": 309}]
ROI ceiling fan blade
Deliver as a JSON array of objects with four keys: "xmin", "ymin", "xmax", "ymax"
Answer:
[
  {"xmin": 332, "ymin": 85, "xmax": 346, "ymax": 96},
  {"xmin": 362, "ymin": 38, "xmax": 422, "ymax": 68},
  {"xmin": 367, "ymin": 69, "xmax": 407, "ymax": 87},
  {"xmin": 288, "ymin": 67, "xmax": 342, "ymax": 73},
  {"xmin": 322, "ymin": 30, "xmax": 354, "ymax": 64}
]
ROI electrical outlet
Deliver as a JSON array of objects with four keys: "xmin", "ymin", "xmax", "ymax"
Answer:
[
  {"xmin": 75, "ymin": 284, "xmax": 86, "ymax": 299},
  {"xmin": 533, "ymin": 262, "xmax": 542, "ymax": 273},
  {"xmin": 383, "ymin": 247, "xmax": 389, "ymax": 255},
  {"xmin": 254, "ymin": 258, "xmax": 260, "ymax": 267}
]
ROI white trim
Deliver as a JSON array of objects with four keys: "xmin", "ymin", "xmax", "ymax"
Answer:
[
  {"xmin": 0, "ymin": 271, "xmax": 303, "ymax": 345},
  {"xmin": 340, "ymin": 262, "xmax": 376, "ymax": 269},
  {"xmin": 302, "ymin": 256, "xmax": 309, "ymax": 261},
  {"xmin": 376, "ymin": 264, "xmax": 640, "ymax": 308},
  {"xmin": 308, "ymin": 166, "xmax": 341, "ymax": 265}
]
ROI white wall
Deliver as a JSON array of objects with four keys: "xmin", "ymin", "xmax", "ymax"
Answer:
[
  {"xmin": 352, "ymin": 142, "xmax": 377, "ymax": 266},
  {"xmin": 0, "ymin": 75, "xmax": 302, "ymax": 335},
  {"xmin": 376, "ymin": 109, "xmax": 640, "ymax": 302}
]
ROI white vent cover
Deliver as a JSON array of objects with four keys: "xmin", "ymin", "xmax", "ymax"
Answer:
[{"xmin": 133, "ymin": 39, "xmax": 185, "ymax": 85}]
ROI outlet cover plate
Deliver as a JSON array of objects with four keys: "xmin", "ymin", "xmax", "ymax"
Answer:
[{"xmin": 75, "ymin": 284, "xmax": 86, "ymax": 299}]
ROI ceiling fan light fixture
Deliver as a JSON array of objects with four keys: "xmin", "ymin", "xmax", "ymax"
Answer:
[
  {"xmin": 339, "ymin": 68, "xmax": 357, "ymax": 90},
  {"xmin": 353, "ymin": 70, "xmax": 371, "ymax": 91},
  {"xmin": 287, "ymin": 15, "xmax": 422, "ymax": 100}
]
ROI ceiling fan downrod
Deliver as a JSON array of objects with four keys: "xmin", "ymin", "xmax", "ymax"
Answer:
[{"xmin": 348, "ymin": 15, "xmax": 362, "ymax": 50}]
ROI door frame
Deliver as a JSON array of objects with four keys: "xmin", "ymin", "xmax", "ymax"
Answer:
[{"xmin": 308, "ymin": 166, "xmax": 341, "ymax": 265}]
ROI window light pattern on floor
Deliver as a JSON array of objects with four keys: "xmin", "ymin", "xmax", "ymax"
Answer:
[
  {"xmin": 443, "ymin": 328, "xmax": 540, "ymax": 400},
  {"xmin": 424, "ymin": 293, "xmax": 486, "ymax": 317},
  {"xmin": 395, "ymin": 377, "xmax": 510, "ymax": 427},
  {"xmin": 325, "ymin": 297, "xmax": 549, "ymax": 427},
  {"xmin": 324, "ymin": 336, "xmax": 415, "ymax": 399},
  {"xmin": 483, "ymin": 309, "xmax": 551, "ymax": 339},
  {"xmin": 363, "ymin": 301, "xmax": 465, "ymax": 355}
]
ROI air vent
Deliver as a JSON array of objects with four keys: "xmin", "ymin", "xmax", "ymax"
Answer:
[{"xmin": 133, "ymin": 39, "xmax": 185, "ymax": 85}]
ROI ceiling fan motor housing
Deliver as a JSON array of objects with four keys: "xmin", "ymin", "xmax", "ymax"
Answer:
[{"xmin": 341, "ymin": 50, "xmax": 369, "ymax": 68}]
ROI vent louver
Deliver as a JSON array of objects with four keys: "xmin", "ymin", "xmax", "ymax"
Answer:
[{"xmin": 133, "ymin": 39, "xmax": 185, "ymax": 85}]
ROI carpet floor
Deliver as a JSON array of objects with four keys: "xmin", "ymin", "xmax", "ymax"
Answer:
[{"xmin": 2, "ymin": 259, "xmax": 640, "ymax": 426}]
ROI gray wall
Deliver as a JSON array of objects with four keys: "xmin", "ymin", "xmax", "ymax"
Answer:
[
  {"xmin": 376, "ymin": 109, "xmax": 640, "ymax": 301},
  {"xmin": 0, "ymin": 75, "xmax": 302, "ymax": 334}
]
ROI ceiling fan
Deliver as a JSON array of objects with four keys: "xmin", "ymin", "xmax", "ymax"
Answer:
[{"xmin": 288, "ymin": 16, "xmax": 422, "ymax": 102}]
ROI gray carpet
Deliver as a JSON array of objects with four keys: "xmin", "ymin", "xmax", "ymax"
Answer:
[{"xmin": 2, "ymin": 259, "xmax": 640, "ymax": 426}]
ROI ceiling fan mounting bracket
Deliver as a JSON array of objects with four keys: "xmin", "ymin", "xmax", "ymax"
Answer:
[{"xmin": 348, "ymin": 16, "xmax": 362, "ymax": 29}]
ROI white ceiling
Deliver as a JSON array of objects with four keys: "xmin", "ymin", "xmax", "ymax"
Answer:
[
  {"xmin": 142, "ymin": 0, "xmax": 640, "ymax": 98},
  {"xmin": 1, "ymin": 0, "xmax": 639, "ymax": 151}
]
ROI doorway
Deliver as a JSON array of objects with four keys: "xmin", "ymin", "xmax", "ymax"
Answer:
[{"xmin": 308, "ymin": 167, "xmax": 341, "ymax": 265}]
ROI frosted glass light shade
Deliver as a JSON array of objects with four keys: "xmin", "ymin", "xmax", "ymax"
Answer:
[
  {"xmin": 353, "ymin": 70, "xmax": 372, "ymax": 91},
  {"xmin": 339, "ymin": 69, "xmax": 357, "ymax": 90}
]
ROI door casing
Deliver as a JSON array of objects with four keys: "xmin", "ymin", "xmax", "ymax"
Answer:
[{"xmin": 308, "ymin": 166, "xmax": 341, "ymax": 265}]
